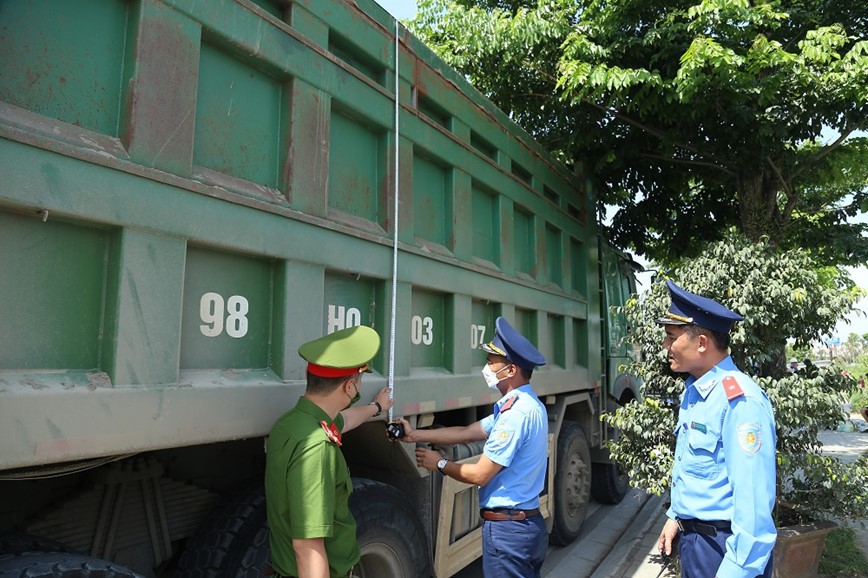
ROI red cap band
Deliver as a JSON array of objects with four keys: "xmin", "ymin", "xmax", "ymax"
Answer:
[{"xmin": 307, "ymin": 363, "xmax": 365, "ymax": 378}]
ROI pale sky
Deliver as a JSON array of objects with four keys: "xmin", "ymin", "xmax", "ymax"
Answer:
[{"xmin": 374, "ymin": 0, "xmax": 418, "ymax": 19}]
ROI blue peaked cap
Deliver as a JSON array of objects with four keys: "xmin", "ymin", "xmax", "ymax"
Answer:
[
  {"xmin": 480, "ymin": 317, "xmax": 546, "ymax": 371},
  {"xmin": 656, "ymin": 280, "xmax": 744, "ymax": 334}
]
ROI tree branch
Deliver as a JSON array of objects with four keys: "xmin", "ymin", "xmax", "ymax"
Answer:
[
  {"xmin": 789, "ymin": 126, "xmax": 857, "ymax": 184},
  {"xmin": 766, "ymin": 156, "xmax": 796, "ymax": 203},
  {"xmin": 640, "ymin": 152, "xmax": 737, "ymax": 176},
  {"xmin": 584, "ymin": 99, "xmax": 678, "ymax": 148},
  {"xmin": 584, "ymin": 98, "xmax": 737, "ymax": 175}
]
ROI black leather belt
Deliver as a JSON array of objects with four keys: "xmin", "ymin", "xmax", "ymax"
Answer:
[
  {"xmin": 480, "ymin": 507, "xmax": 541, "ymax": 521},
  {"xmin": 676, "ymin": 518, "xmax": 732, "ymax": 537}
]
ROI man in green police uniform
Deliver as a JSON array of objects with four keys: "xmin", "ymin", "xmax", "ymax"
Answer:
[{"xmin": 265, "ymin": 325, "xmax": 393, "ymax": 578}]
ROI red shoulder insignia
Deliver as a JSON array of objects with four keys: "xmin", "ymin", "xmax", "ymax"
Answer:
[
  {"xmin": 723, "ymin": 376, "xmax": 744, "ymax": 401},
  {"xmin": 500, "ymin": 396, "xmax": 518, "ymax": 413},
  {"xmin": 320, "ymin": 420, "xmax": 342, "ymax": 446}
]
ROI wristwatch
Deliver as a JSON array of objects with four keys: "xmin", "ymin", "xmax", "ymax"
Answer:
[
  {"xmin": 369, "ymin": 401, "xmax": 382, "ymax": 417},
  {"xmin": 436, "ymin": 458, "xmax": 449, "ymax": 474}
]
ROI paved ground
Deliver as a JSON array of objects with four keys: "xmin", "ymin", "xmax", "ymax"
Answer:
[
  {"xmin": 454, "ymin": 421, "xmax": 868, "ymax": 578},
  {"xmin": 546, "ymin": 420, "xmax": 868, "ymax": 578}
]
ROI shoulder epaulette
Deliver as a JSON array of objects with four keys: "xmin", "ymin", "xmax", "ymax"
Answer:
[
  {"xmin": 722, "ymin": 375, "xmax": 745, "ymax": 401},
  {"xmin": 500, "ymin": 396, "xmax": 518, "ymax": 413}
]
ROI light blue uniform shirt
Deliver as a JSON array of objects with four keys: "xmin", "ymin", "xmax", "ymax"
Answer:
[
  {"xmin": 667, "ymin": 356, "xmax": 777, "ymax": 578},
  {"xmin": 478, "ymin": 384, "xmax": 548, "ymax": 510}
]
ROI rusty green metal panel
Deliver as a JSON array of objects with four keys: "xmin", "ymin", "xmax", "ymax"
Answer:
[
  {"xmin": 103, "ymin": 229, "xmax": 186, "ymax": 386},
  {"xmin": 513, "ymin": 206, "xmax": 535, "ymax": 276},
  {"xmin": 122, "ymin": 0, "xmax": 200, "ymax": 175},
  {"xmin": 573, "ymin": 318, "xmax": 590, "ymax": 369},
  {"xmin": 410, "ymin": 289, "xmax": 446, "ymax": 369},
  {"xmin": 512, "ymin": 308, "xmax": 537, "ymax": 349},
  {"xmin": 194, "ymin": 42, "xmax": 285, "ymax": 190},
  {"xmin": 0, "ymin": 211, "xmax": 107, "ymax": 370},
  {"xmin": 0, "ymin": 0, "xmax": 128, "ymax": 136},
  {"xmin": 323, "ymin": 272, "xmax": 383, "ymax": 372},
  {"xmin": 323, "ymin": 272, "xmax": 378, "ymax": 333},
  {"xmin": 180, "ymin": 247, "xmax": 274, "ymax": 370},
  {"xmin": 471, "ymin": 184, "xmax": 499, "ymax": 264},
  {"xmin": 571, "ymin": 237, "xmax": 588, "ymax": 298},
  {"xmin": 470, "ymin": 300, "xmax": 498, "ymax": 354},
  {"xmin": 0, "ymin": 0, "xmax": 635, "ymax": 474},
  {"xmin": 328, "ymin": 110, "xmax": 382, "ymax": 222},
  {"xmin": 547, "ymin": 313, "xmax": 566, "ymax": 368},
  {"xmin": 413, "ymin": 154, "xmax": 448, "ymax": 247}
]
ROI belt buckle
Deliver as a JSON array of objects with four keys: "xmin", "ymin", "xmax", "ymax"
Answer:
[{"xmin": 676, "ymin": 518, "xmax": 686, "ymax": 533}]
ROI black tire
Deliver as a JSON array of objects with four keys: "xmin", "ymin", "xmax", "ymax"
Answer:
[
  {"xmin": 349, "ymin": 479, "xmax": 431, "ymax": 578},
  {"xmin": 175, "ymin": 485, "xmax": 269, "ymax": 578},
  {"xmin": 0, "ymin": 534, "xmax": 76, "ymax": 556},
  {"xmin": 549, "ymin": 421, "xmax": 592, "ymax": 546},
  {"xmin": 176, "ymin": 480, "xmax": 431, "ymax": 578},
  {"xmin": 590, "ymin": 461, "xmax": 630, "ymax": 505},
  {"xmin": 591, "ymin": 398, "xmax": 632, "ymax": 505},
  {"xmin": 0, "ymin": 551, "xmax": 143, "ymax": 577}
]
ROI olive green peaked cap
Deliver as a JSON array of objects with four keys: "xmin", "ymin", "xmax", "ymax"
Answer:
[{"xmin": 299, "ymin": 325, "xmax": 380, "ymax": 378}]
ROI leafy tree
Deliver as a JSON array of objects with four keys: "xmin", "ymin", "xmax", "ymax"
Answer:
[
  {"xmin": 409, "ymin": 0, "xmax": 868, "ymax": 266},
  {"xmin": 603, "ymin": 235, "xmax": 868, "ymax": 523}
]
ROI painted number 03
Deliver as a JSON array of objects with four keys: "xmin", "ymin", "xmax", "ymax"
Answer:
[
  {"xmin": 200, "ymin": 292, "xmax": 249, "ymax": 338},
  {"xmin": 410, "ymin": 316, "xmax": 434, "ymax": 345}
]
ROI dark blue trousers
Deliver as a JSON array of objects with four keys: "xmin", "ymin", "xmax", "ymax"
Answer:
[
  {"xmin": 481, "ymin": 515, "xmax": 547, "ymax": 578},
  {"xmin": 679, "ymin": 528, "xmax": 773, "ymax": 578}
]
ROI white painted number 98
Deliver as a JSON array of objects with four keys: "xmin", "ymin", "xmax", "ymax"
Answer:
[
  {"xmin": 200, "ymin": 292, "xmax": 249, "ymax": 338},
  {"xmin": 410, "ymin": 315, "xmax": 434, "ymax": 345}
]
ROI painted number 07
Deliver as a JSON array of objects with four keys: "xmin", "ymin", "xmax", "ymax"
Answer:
[
  {"xmin": 470, "ymin": 324, "xmax": 487, "ymax": 349},
  {"xmin": 200, "ymin": 292, "xmax": 249, "ymax": 338}
]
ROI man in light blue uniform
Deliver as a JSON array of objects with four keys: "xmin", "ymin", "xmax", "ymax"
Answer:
[
  {"xmin": 656, "ymin": 281, "xmax": 777, "ymax": 578},
  {"xmin": 395, "ymin": 317, "xmax": 549, "ymax": 577}
]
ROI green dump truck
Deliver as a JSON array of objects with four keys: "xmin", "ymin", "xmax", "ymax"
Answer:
[{"xmin": 0, "ymin": 0, "xmax": 641, "ymax": 576}]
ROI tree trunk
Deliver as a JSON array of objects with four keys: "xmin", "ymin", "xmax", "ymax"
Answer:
[{"xmin": 736, "ymin": 170, "xmax": 786, "ymax": 249}]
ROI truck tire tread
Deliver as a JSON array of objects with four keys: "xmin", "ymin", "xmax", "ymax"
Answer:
[
  {"xmin": 549, "ymin": 421, "xmax": 592, "ymax": 546},
  {"xmin": 0, "ymin": 551, "xmax": 143, "ymax": 577},
  {"xmin": 350, "ymin": 479, "xmax": 431, "ymax": 578},
  {"xmin": 175, "ymin": 485, "xmax": 267, "ymax": 577}
]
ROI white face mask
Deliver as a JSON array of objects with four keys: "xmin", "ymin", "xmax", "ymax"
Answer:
[{"xmin": 482, "ymin": 363, "xmax": 510, "ymax": 389}]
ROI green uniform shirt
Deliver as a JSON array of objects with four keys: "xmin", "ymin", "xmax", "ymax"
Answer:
[{"xmin": 265, "ymin": 396, "xmax": 359, "ymax": 578}]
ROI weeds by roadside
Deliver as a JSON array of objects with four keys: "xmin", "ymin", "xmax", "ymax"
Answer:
[{"xmin": 819, "ymin": 527, "xmax": 868, "ymax": 577}]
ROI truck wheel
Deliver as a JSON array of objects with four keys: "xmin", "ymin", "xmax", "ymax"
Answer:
[
  {"xmin": 0, "ymin": 551, "xmax": 143, "ymax": 577},
  {"xmin": 176, "ymin": 485, "xmax": 268, "ymax": 577},
  {"xmin": 591, "ymin": 461, "xmax": 630, "ymax": 504},
  {"xmin": 177, "ymin": 480, "xmax": 431, "ymax": 578},
  {"xmin": 350, "ymin": 478, "xmax": 431, "ymax": 577},
  {"xmin": 591, "ymin": 398, "xmax": 632, "ymax": 504},
  {"xmin": 549, "ymin": 421, "xmax": 592, "ymax": 546}
]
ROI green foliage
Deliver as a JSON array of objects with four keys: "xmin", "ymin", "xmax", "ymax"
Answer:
[
  {"xmin": 851, "ymin": 388, "xmax": 868, "ymax": 411},
  {"xmin": 603, "ymin": 397, "xmax": 675, "ymax": 496},
  {"xmin": 818, "ymin": 527, "xmax": 868, "ymax": 576},
  {"xmin": 603, "ymin": 234, "xmax": 868, "ymax": 523},
  {"xmin": 410, "ymin": 0, "xmax": 868, "ymax": 267}
]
